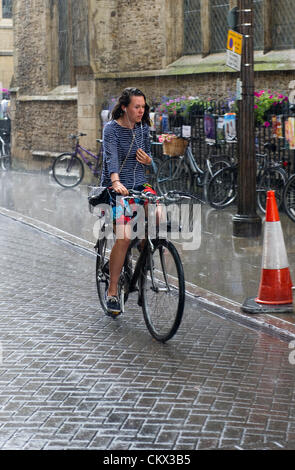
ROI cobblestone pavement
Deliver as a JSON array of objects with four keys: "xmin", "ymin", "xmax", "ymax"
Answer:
[{"xmin": 1, "ymin": 214, "xmax": 295, "ymax": 450}]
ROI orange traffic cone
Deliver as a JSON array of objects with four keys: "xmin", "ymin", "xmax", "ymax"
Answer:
[{"xmin": 242, "ymin": 190, "xmax": 293, "ymax": 314}]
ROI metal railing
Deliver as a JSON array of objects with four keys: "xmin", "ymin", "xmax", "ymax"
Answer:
[{"xmin": 150, "ymin": 100, "xmax": 295, "ymax": 176}]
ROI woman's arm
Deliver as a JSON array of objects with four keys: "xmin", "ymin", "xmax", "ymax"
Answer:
[
  {"xmin": 136, "ymin": 124, "xmax": 152, "ymax": 165},
  {"xmin": 103, "ymin": 124, "xmax": 120, "ymax": 175},
  {"xmin": 103, "ymin": 123, "xmax": 128, "ymax": 194}
]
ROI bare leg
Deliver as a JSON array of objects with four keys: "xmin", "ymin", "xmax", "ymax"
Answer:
[
  {"xmin": 108, "ymin": 205, "xmax": 163, "ymax": 295},
  {"xmin": 108, "ymin": 224, "xmax": 131, "ymax": 297}
]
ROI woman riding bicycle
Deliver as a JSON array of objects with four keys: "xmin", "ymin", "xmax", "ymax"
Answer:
[{"xmin": 101, "ymin": 87, "xmax": 156, "ymax": 317}]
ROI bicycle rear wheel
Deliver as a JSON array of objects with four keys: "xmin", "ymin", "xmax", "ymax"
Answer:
[
  {"xmin": 0, "ymin": 143, "xmax": 11, "ymax": 170},
  {"xmin": 96, "ymin": 237, "xmax": 138, "ymax": 314},
  {"xmin": 156, "ymin": 157, "xmax": 192, "ymax": 195},
  {"xmin": 96, "ymin": 236, "xmax": 114, "ymax": 314},
  {"xmin": 52, "ymin": 153, "xmax": 84, "ymax": 188},
  {"xmin": 203, "ymin": 158, "xmax": 231, "ymax": 202},
  {"xmin": 257, "ymin": 167, "xmax": 287, "ymax": 213},
  {"xmin": 207, "ymin": 166, "xmax": 237, "ymax": 209},
  {"xmin": 283, "ymin": 174, "xmax": 295, "ymax": 222},
  {"xmin": 141, "ymin": 239, "xmax": 185, "ymax": 342}
]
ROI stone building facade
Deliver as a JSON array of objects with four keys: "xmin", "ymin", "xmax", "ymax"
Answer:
[
  {"xmin": 0, "ymin": 0, "xmax": 13, "ymax": 90},
  {"xmin": 11, "ymin": 0, "xmax": 295, "ymax": 175}
]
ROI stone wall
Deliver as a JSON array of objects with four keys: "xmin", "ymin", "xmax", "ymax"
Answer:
[
  {"xmin": 0, "ymin": 8, "xmax": 13, "ymax": 89},
  {"xmin": 13, "ymin": 0, "xmax": 51, "ymax": 95},
  {"xmin": 11, "ymin": 0, "xmax": 295, "ymax": 174},
  {"xmin": 89, "ymin": 0, "xmax": 171, "ymax": 74},
  {"xmin": 11, "ymin": 98, "xmax": 77, "ymax": 171}
]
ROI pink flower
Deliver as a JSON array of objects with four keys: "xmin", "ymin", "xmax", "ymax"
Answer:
[
  {"xmin": 254, "ymin": 104, "xmax": 258, "ymax": 109},
  {"xmin": 264, "ymin": 121, "xmax": 270, "ymax": 127}
]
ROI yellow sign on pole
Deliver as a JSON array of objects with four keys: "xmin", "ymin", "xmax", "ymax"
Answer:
[
  {"xmin": 227, "ymin": 30, "xmax": 243, "ymax": 55},
  {"xmin": 226, "ymin": 30, "xmax": 243, "ymax": 71}
]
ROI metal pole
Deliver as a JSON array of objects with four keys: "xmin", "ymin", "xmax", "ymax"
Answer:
[{"xmin": 233, "ymin": 0, "xmax": 262, "ymax": 237}]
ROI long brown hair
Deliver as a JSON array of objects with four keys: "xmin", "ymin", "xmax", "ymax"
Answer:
[{"xmin": 111, "ymin": 87, "xmax": 151, "ymax": 126}]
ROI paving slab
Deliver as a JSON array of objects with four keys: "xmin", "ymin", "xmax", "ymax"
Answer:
[{"xmin": 1, "ymin": 213, "xmax": 295, "ymax": 449}]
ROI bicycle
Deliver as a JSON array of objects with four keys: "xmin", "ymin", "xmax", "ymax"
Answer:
[
  {"xmin": 145, "ymin": 140, "xmax": 165, "ymax": 188},
  {"xmin": 95, "ymin": 188, "xmax": 199, "ymax": 342},
  {"xmin": 52, "ymin": 133, "xmax": 103, "ymax": 188},
  {"xmin": 207, "ymin": 143, "xmax": 288, "ymax": 211},
  {"xmin": 156, "ymin": 137, "xmax": 232, "ymax": 202},
  {"xmin": 0, "ymin": 130, "xmax": 11, "ymax": 170},
  {"xmin": 283, "ymin": 173, "xmax": 295, "ymax": 222}
]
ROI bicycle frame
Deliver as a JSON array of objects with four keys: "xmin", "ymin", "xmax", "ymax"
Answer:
[
  {"xmin": 128, "ymin": 237, "xmax": 154, "ymax": 294},
  {"xmin": 183, "ymin": 142, "xmax": 203, "ymax": 176},
  {"xmin": 76, "ymin": 143, "xmax": 99, "ymax": 173}
]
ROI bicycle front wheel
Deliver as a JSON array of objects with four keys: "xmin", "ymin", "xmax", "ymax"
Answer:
[
  {"xmin": 156, "ymin": 157, "xmax": 192, "ymax": 195},
  {"xmin": 52, "ymin": 153, "xmax": 84, "ymax": 188},
  {"xmin": 207, "ymin": 166, "xmax": 237, "ymax": 209},
  {"xmin": 141, "ymin": 239, "xmax": 185, "ymax": 342},
  {"xmin": 257, "ymin": 167, "xmax": 287, "ymax": 213},
  {"xmin": 283, "ymin": 174, "xmax": 295, "ymax": 222}
]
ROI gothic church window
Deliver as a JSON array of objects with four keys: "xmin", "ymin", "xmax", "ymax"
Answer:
[{"xmin": 2, "ymin": 0, "xmax": 12, "ymax": 18}]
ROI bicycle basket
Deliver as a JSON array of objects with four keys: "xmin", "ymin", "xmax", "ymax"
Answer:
[{"xmin": 163, "ymin": 137, "xmax": 188, "ymax": 157}]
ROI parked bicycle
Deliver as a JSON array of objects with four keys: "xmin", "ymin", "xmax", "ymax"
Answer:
[
  {"xmin": 207, "ymin": 143, "xmax": 287, "ymax": 212},
  {"xmin": 52, "ymin": 133, "xmax": 103, "ymax": 188},
  {"xmin": 156, "ymin": 137, "xmax": 232, "ymax": 202},
  {"xmin": 95, "ymin": 188, "xmax": 199, "ymax": 342},
  {"xmin": 0, "ymin": 130, "xmax": 11, "ymax": 170},
  {"xmin": 283, "ymin": 172, "xmax": 295, "ymax": 223}
]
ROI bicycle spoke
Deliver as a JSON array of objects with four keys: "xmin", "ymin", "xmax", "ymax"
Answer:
[
  {"xmin": 157, "ymin": 158, "xmax": 192, "ymax": 195},
  {"xmin": 207, "ymin": 166, "xmax": 237, "ymax": 209},
  {"xmin": 96, "ymin": 237, "xmax": 115, "ymax": 314},
  {"xmin": 141, "ymin": 239, "xmax": 185, "ymax": 342},
  {"xmin": 283, "ymin": 176, "xmax": 295, "ymax": 222},
  {"xmin": 52, "ymin": 154, "xmax": 84, "ymax": 188},
  {"xmin": 257, "ymin": 168, "xmax": 286, "ymax": 213}
]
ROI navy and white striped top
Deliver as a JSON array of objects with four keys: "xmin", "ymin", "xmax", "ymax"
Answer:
[{"xmin": 101, "ymin": 120, "xmax": 151, "ymax": 189}]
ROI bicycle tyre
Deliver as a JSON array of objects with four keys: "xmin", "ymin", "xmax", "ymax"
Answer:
[
  {"xmin": 96, "ymin": 237, "xmax": 113, "ymax": 314},
  {"xmin": 207, "ymin": 166, "xmax": 237, "ymax": 209},
  {"xmin": 203, "ymin": 158, "xmax": 231, "ymax": 202},
  {"xmin": 96, "ymin": 237, "xmax": 138, "ymax": 314},
  {"xmin": 283, "ymin": 174, "xmax": 295, "ymax": 223},
  {"xmin": 52, "ymin": 153, "xmax": 84, "ymax": 188},
  {"xmin": 141, "ymin": 238, "xmax": 185, "ymax": 342},
  {"xmin": 156, "ymin": 157, "xmax": 192, "ymax": 196},
  {"xmin": 257, "ymin": 167, "xmax": 287, "ymax": 213}
]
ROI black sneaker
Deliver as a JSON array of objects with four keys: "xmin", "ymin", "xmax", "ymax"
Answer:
[{"xmin": 105, "ymin": 294, "xmax": 121, "ymax": 317}]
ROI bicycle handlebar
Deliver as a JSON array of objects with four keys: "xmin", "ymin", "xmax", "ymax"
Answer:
[
  {"xmin": 123, "ymin": 189, "xmax": 202, "ymax": 204},
  {"xmin": 69, "ymin": 132, "xmax": 87, "ymax": 140}
]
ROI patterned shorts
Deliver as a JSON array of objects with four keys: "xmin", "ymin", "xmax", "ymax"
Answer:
[{"xmin": 109, "ymin": 183, "xmax": 157, "ymax": 225}]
